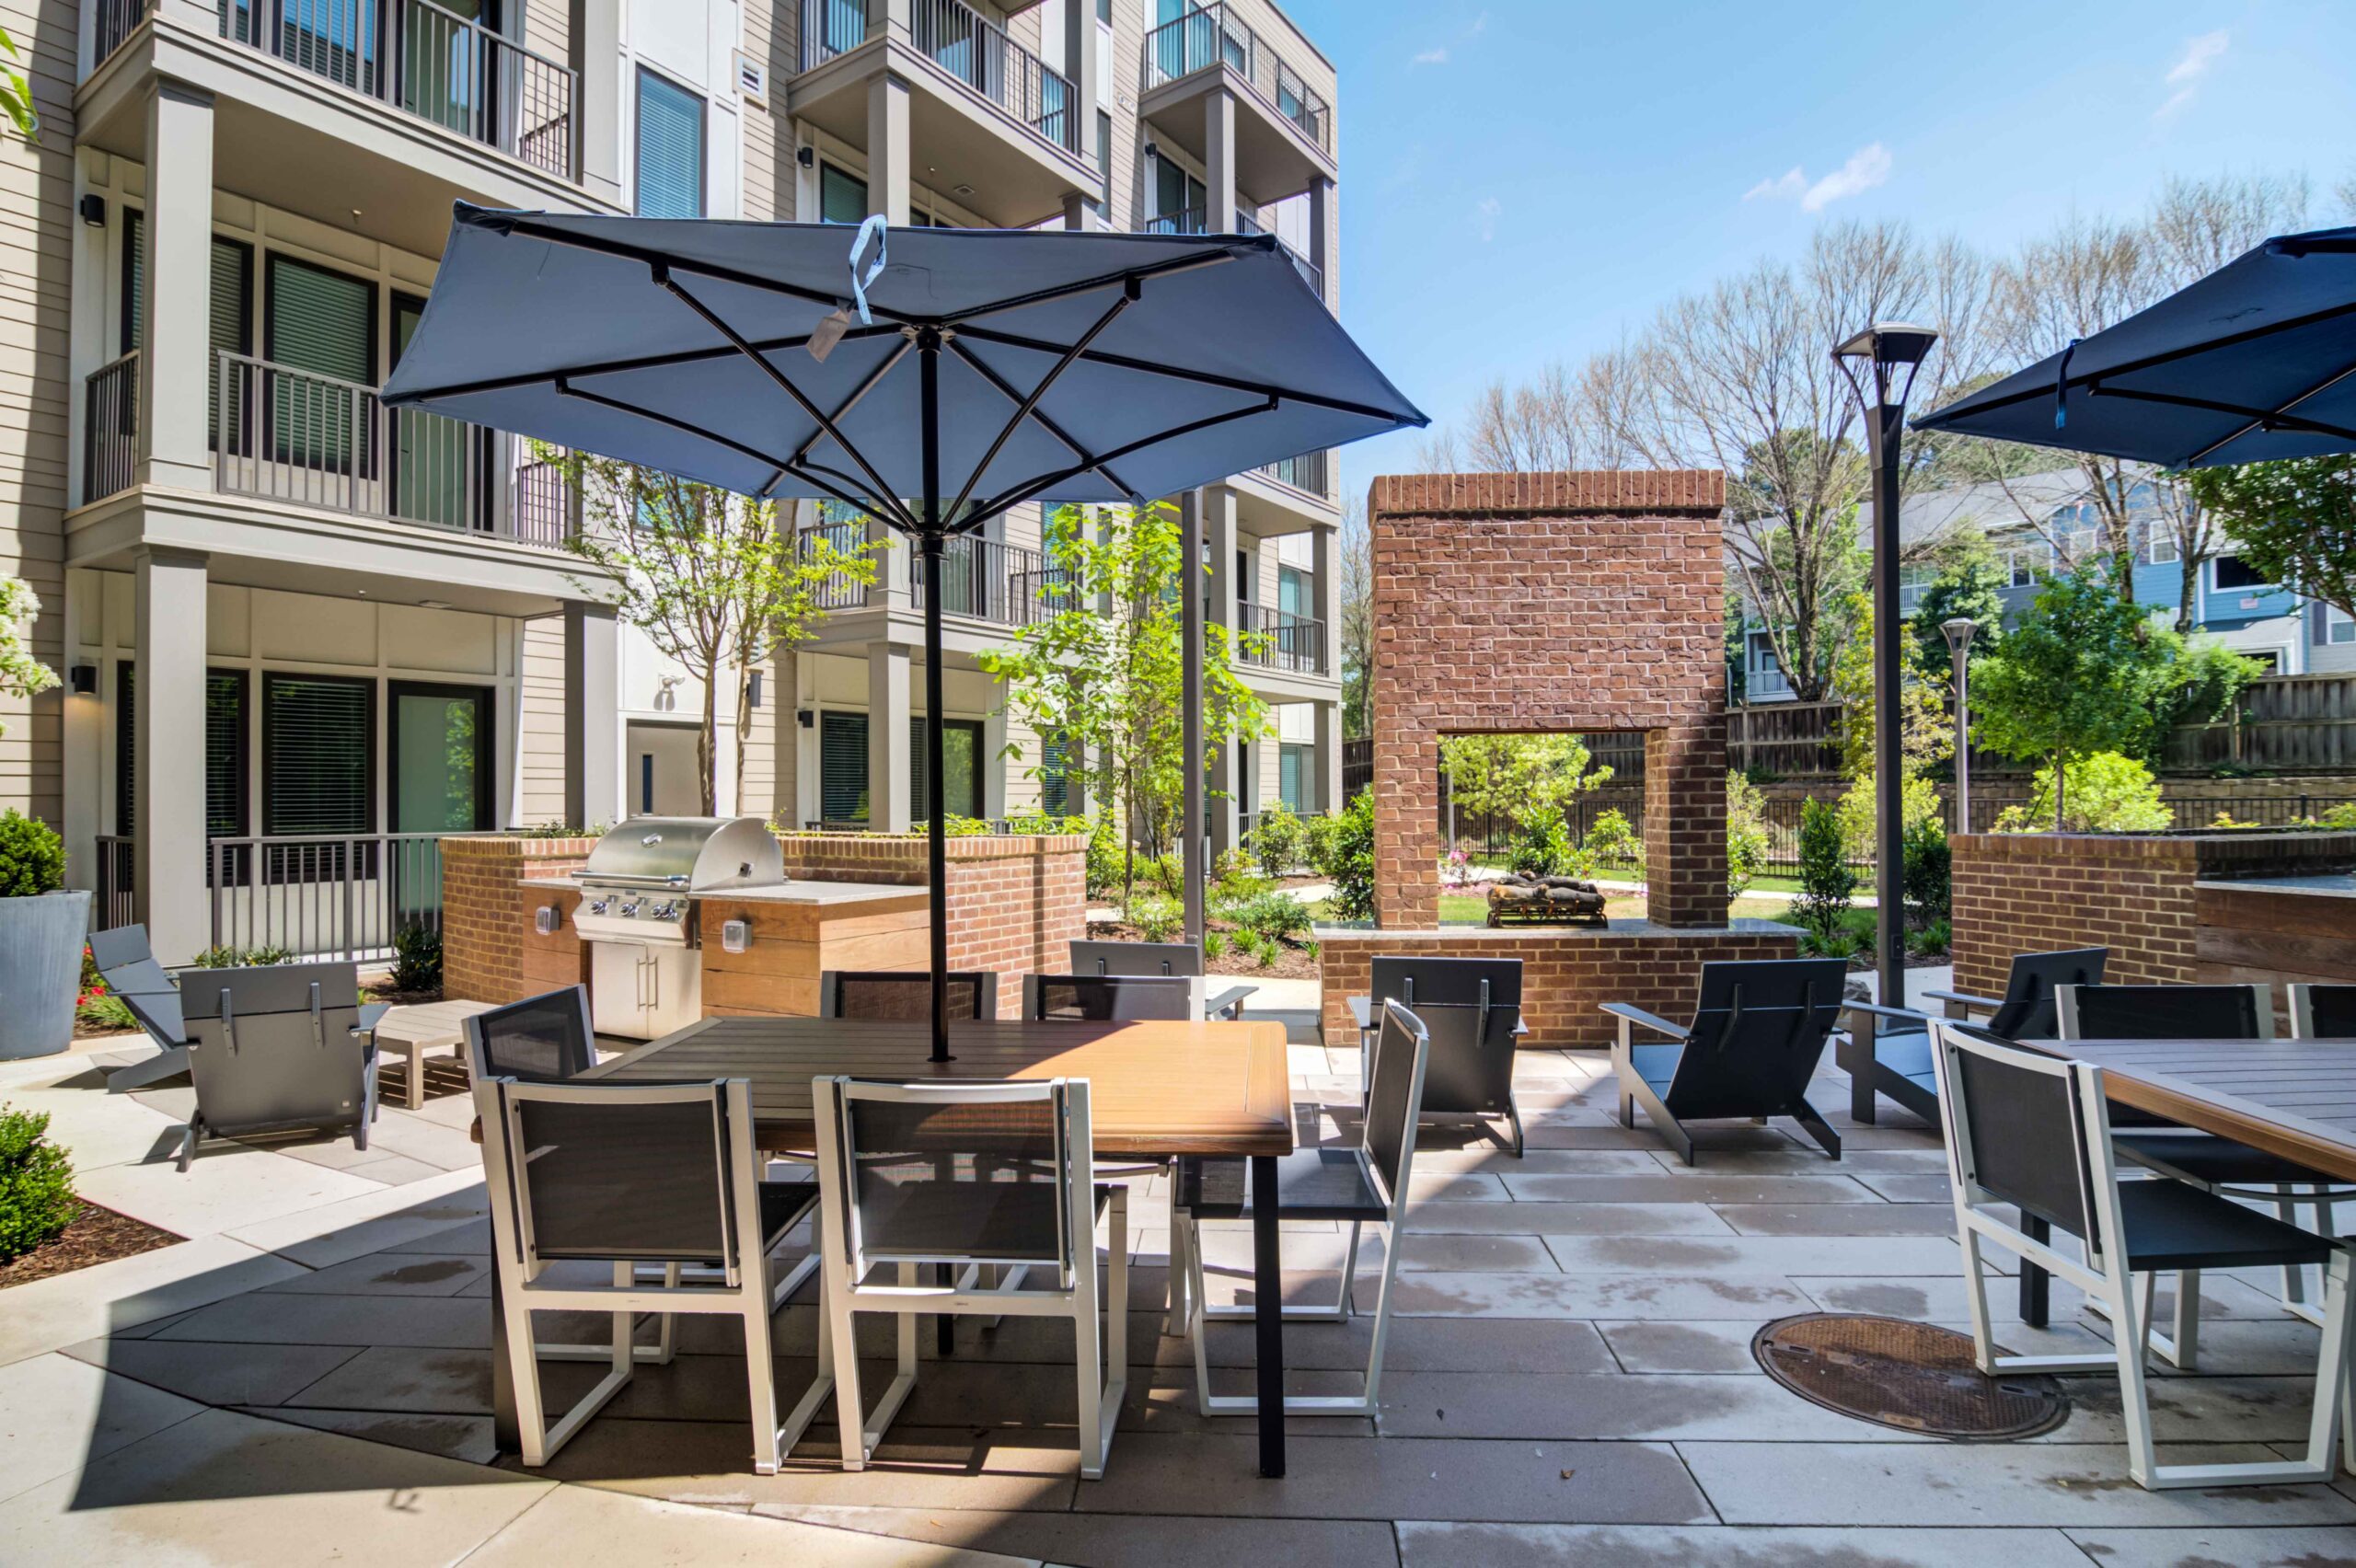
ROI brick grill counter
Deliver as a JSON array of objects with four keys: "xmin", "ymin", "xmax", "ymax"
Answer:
[{"xmin": 1318, "ymin": 919, "xmax": 1803, "ymax": 1051}]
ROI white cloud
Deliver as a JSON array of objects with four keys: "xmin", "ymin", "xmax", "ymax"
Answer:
[
  {"xmin": 1469, "ymin": 10, "xmax": 1489, "ymax": 35},
  {"xmin": 1475, "ymin": 196, "xmax": 1501, "ymax": 242},
  {"xmin": 1411, "ymin": 46, "xmax": 1449, "ymax": 66},
  {"xmin": 1801, "ymin": 143, "xmax": 1892, "ymax": 211},
  {"xmin": 1741, "ymin": 144, "xmax": 1891, "ymax": 212},
  {"xmin": 2156, "ymin": 29, "xmax": 2228, "ymax": 119}
]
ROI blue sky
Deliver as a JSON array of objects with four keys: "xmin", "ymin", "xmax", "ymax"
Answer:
[{"xmin": 1276, "ymin": 0, "xmax": 2356, "ymax": 487}]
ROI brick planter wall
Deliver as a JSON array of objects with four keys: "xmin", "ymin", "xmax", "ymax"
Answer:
[
  {"xmin": 441, "ymin": 836, "xmax": 602, "ymax": 1006},
  {"xmin": 442, "ymin": 832, "xmax": 1087, "ymax": 1020},
  {"xmin": 1951, "ymin": 830, "xmax": 2356, "ymax": 997},
  {"xmin": 1368, "ymin": 471, "xmax": 1729, "ymax": 928},
  {"xmin": 1319, "ymin": 922, "xmax": 1802, "ymax": 1050}
]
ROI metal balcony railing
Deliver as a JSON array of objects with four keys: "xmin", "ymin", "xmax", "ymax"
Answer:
[
  {"xmin": 1140, "ymin": 2, "xmax": 1329, "ymax": 153},
  {"xmin": 799, "ymin": 0, "xmax": 1080, "ymax": 156},
  {"xmin": 1253, "ymin": 448, "xmax": 1328, "ymax": 498},
  {"xmin": 82, "ymin": 352, "xmax": 140, "ymax": 505},
  {"xmin": 207, "ymin": 832, "xmax": 451, "ymax": 962},
  {"xmin": 798, "ymin": 522, "xmax": 1075, "ymax": 627},
  {"xmin": 93, "ymin": 0, "xmax": 147, "ymax": 63},
  {"xmin": 1144, "ymin": 205, "xmax": 1208, "ymax": 236},
  {"xmin": 1237, "ymin": 602, "xmax": 1324, "ymax": 674},
  {"xmin": 211, "ymin": 0, "xmax": 579, "ymax": 179}
]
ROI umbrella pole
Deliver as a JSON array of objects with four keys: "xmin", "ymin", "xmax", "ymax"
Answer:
[{"xmin": 919, "ymin": 329, "xmax": 953, "ymax": 1065}]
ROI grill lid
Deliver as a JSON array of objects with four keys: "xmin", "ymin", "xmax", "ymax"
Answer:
[{"xmin": 578, "ymin": 816, "xmax": 784, "ymax": 894}]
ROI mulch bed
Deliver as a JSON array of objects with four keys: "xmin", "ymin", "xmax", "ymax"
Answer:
[
  {"xmin": 364, "ymin": 981, "xmax": 445, "ymax": 1008},
  {"xmin": 0, "ymin": 1202, "xmax": 184, "ymax": 1289},
  {"xmin": 1085, "ymin": 920, "xmax": 1321, "ymax": 979}
]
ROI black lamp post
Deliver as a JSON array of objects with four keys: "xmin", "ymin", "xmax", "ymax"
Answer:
[
  {"xmin": 1942, "ymin": 616, "xmax": 1978, "ymax": 836},
  {"xmin": 1833, "ymin": 321, "xmax": 1939, "ymax": 1010}
]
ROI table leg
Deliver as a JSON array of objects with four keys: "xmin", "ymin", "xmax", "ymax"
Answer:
[
  {"xmin": 408, "ymin": 1044, "xmax": 426, "ymax": 1112},
  {"xmin": 1252, "ymin": 1153, "xmax": 1285, "ymax": 1479},
  {"xmin": 491, "ymin": 1257, "xmax": 519, "ymax": 1456},
  {"xmin": 2018, "ymin": 1214, "xmax": 2050, "ymax": 1329}
]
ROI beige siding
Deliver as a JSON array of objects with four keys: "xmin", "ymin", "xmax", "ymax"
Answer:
[
  {"xmin": 523, "ymin": 0, "xmax": 569, "ymax": 72},
  {"xmin": 740, "ymin": 0, "xmax": 791, "ymax": 221},
  {"xmin": 0, "ymin": 0, "xmax": 78, "ymax": 827},
  {"xmin": 518, "ymin": 617, "xmax": 570, "ymax": 824}
]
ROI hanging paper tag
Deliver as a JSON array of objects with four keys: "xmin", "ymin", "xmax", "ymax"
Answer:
[{"xmin": 807, "ymin": 306, "xmax": 851, "ymax": 363}]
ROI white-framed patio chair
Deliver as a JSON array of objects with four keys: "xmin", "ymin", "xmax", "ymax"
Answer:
[
  {"xmin": 811, "ymin": 1074, "xmax": 1127, "ymax": 1479},
  {"xmin": 1171, "ymin": 997, "xmax": 1430, "ymax": 1418},
  {"xmin": 476, "ymin": 1074, "xmax": 832, "ymax": 1471},
  {"xmin": 1927, "ymin": 1019, "xmax": 2353, "ymax": 1491}
]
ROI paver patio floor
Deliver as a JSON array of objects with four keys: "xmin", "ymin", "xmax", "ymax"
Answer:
[{"xmin": 4, "ymin": 1017, "xmax": 2351, "ymax": 1565}]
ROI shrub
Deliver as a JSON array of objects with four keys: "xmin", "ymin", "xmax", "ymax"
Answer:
[
  {"xmin": 1726, "ymin": 771, "xmax": 1770, "ymax": 901},
  {"xmin": 1202, "ymin": 929, "xmax": 1228, "ymax": 959},
  {"xmin": 1130, "ymin": 895, "xmax": 1183, "ymax": 943},
  {"xmin": 1792, "ymin": 797, "xmax": 1856, "ymax": 943},
  {"xmin": 391, "ymin": 924, "xmax": 443, "ymax": 993},
  {"xmin": 1835, "ymin": 774, "xmax": 1943, "ymax": 860},
  {"xmin": 1510, "ymin": 818, "xmax": 1583, "ymax": 879},
  {"xmin": 1900, "ymin": 813, "xmax": 1951, "ymax": 928},
  {"xmin": 1907, "ymin": 917, "xmax": 1953, "ymax": 959},
  {"xmin": 1993, "ymin": 752, "xmax": 2171, "ymax": 833},
  {"xmin": 1083, "ymin": 816, "xmax": 1124, "ymax": 900},
  {"xmin": 0, "ymin": 809, "xmax": 64, "ymax": 898},
  {"xmin": 1315, "ymin": 791, "xmax": 1377, "ymax": 921},
  {"xmin": 190, "ymin": 944, "xmax": 293, "ymax": 968},
  {"xmin": 1247, "ymin": 801, "xmax": 1306, "ymax": 878},
  {"xmin": 1582, "ymin": 808, "xmax": 1642, "ymax": 869},
  {"xmin": 0, "ymin": 1106, "xmax": 78, "ymax": 1262},
  {"xmin": 77, "ymin": 948, "xmax": 138, "ymax": 1032},
  {"xmin": 1228, "ymin": 890, "xmax": 1311, "ymax": 944},
  {"xmin": 2316, "ymin": 801, "xmax": 2356, "ymax": 831},
  {"xmin": 934, "ymin": 814, "xmax": 993, "ymax": 837}
]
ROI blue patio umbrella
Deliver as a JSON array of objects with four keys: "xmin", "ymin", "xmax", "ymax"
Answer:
[
  {"xmin": 383, "ymin": 205, "xmax": 1426, "ymax": 1060},
  {"xmin": 1913, "ymin": 225, "xmax": 2356, "ymax": 467}
]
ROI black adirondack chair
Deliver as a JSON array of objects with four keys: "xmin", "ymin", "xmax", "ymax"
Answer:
[
  {"xmin": 1365, "ymin": 956, "xmax": 1525, "ymax": 1156},
  {"xmin": 88, "ymin": 925, "xmax": 194, "ymax": 1093},
  {"xmin": 1838, "ymin": 946, "xmax": 2107, "ymax": 1124},
  {"xmin": 1603, "ymin": 958, "xmax": 1850, "ymax": 1164}
]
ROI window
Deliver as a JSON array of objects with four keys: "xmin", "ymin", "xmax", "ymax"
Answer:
[
  {"xmin": 115, "ymin": 666, "xmax": 248, "ymax": 839},
  {"xmin": 819, "ymin": 710, "xmax": 869, "ymax": 824},
  {"xmin": 1151, "ymin": 153, "xmax": 1207, "ymax": 231},
  {"xmin": 121, "ymin": 213, "xmax": 252, "ymax": 446},
  {"xmin": 390, "ymin": 291, "xmax": 478, "ymax": 528},
  {"xmin": 1898, "ymin": 563, "xmax": 1932, "ymax": 613},
  {"xmin": 388, "ymin": 682, "xmax": 491, "ymax": 833},
  {"xmin": 2328, "ymin": 608, "xmax": 2356, "ymax": 647},
  {"xmin": 262, "ymin": 674, "xmax": 375, "ymax": 836},
  {"xmin": 1097, "ymin": 0, "xmax": 1110, "ymax": 19},
  {"xmin": 1042, "ymin": 732, "xmax": 1073, "ymax": 815},
  {"xmin": 1095, "ymin": 109, "xmax": 1111, "ymax": 174},
  {"xmin": 634, "ymin": 68, "xmax": 706, "ymax": 219},
  {"xmin": 1278, "ymin": 743, "xmax": 1308, "ymax": 813},
  {"xmin": 1747, "ymin": 631, "xmax": 1778, "ymax": 674},
  {"xmin": 1277, "ymin": 564, "xmax": 1308, "ymax": 618},
  {"xmin": 819, "ymin": 162, "xmax": 868, "ymax": 225},
  {"xmin": 2143, "ymin": 525, "xmax": 2179, "ymax": 566},
  {"xmin": 2213, "ymin": 555, "xmax": 2270, "ymax": 592},
  {"xmin": 909, "ymin": 716, "xmax": 983, "ymax": 823},
  {"xmin": 265, "ymin": 254, "xmax": 376, "ymax": 469},
  {"xmin": 2002, "ymin": 545, "xmax": 2041, "ymax": 588}
]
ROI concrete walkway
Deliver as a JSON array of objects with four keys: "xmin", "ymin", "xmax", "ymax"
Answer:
[{"xmin": 2, "ymin": 1003, "xmax": 2348, "ymax": 1566}]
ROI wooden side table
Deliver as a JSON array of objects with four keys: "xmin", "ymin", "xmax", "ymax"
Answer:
[{"xmin": 373, "ymin": 999, "xmax": 496, "ymax": 1111}]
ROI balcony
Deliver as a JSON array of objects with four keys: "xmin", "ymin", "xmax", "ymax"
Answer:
[
  {"xmin": 82, "ymin": 349, "xmax": 574, "ymax": 549},
  {"xmin": 799, "ymin": 522, "xmax": 1068, "ymax": 628},
  {"xmin": 1237, "ymin": 601, "xmax": 1324, "ymax": 675},
  {"xmin": 1149, "ymin": 206, "xmax": 1324, "ymax": 301},
  {"xmin": 1252, "ymin": 448, "xmax": 1328, "ymax": 499},
  {"xmin": 789, "ymin": 0, "xmax": 1094, "ymax": 229},
  {"xmin": 1138, "ymin": 2, "xmax": 1334, "ymax": 205}
]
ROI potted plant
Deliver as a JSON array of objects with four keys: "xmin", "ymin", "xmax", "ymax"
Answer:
[{"xmin": 0, "ymin": 575, "xmax": 78, "ymax": 1059}]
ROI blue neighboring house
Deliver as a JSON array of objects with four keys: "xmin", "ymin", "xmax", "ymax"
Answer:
[{"xmin": 1735, "ymin": 470, "xmax": 2339, "ymax": 700}]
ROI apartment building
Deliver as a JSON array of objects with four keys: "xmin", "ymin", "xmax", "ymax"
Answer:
[{"xmin": 0, "ymin": 0, "xmax": 1344, "ymax": 963}]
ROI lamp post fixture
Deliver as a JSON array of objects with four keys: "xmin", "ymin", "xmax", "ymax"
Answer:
[
  {"xmin": 1943, "ymin": 616, "xmax": 1978, "ymax": 837},
  {"xmin": 1834, "ymin": 320, "xmax": 1940, "ymax": 1010}
]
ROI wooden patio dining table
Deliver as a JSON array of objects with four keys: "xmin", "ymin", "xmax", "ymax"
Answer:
[
  {"xmin": 2013, "ymin": 1036, "xmax": 2356, "ymax": 1325},
  {"xmin": 486, "ymin": 1015, "xmax": 1299, "ymax": 1475}
]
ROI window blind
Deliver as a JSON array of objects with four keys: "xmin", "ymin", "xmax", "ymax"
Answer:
[
  {"xmin": 116, "ymin": 666, "xmax": 248, "ymax": 838},
  {"xmin": 263, "ymin": 674, "xmax": 373, "ymax": 836},
  {"xmin": 820, "ymin": 710, "xmax": 869, "ymax": 824},
  {"xmin": 267, "ymin": 255, "xmax": 374, "ymax": 469},
  {"xmin": 635, "ymin": 70, "xmax": 705, "ymax": 219},
  {"xmin": 121, "ymin": 209, "xmax": 143, "ymax": 352},
  {"xmin": 211, "ymin": 239, "xmax": 251, "ymax": 447}
]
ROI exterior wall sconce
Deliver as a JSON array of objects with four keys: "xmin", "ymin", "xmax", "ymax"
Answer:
[
  {"xmin": 78, "ymin": 194, "xmax": 106, "ymax": 227},
  {"xmin": 68, "ymin": 663, "xmax": 98, "ymax": 694}
]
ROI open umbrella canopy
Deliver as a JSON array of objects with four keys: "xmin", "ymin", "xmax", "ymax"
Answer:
[
  {"xmin": 1914, "ymin": 225, "xmax": 2356, "ymax": 469},
  {"xmin": 381, "ymin": 204, "xmax": 1425, "ymax": 525}
]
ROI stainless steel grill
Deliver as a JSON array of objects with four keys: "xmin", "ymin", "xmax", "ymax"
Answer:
[{"xmin": 570, "ymin": 817, "xmax": 785, "ymax": 1040}]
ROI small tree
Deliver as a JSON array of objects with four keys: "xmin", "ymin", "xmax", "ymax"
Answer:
[
  {"xmin": 1726, "ymin": 770, "xmax": 1771, "ymax": 901},
  {"xmin": 1994, "ymin": 752, "xmax": 2172, "ymax": 833},
  {"xmin": 0, "ymin": 576, "xmax": 58, "ymax": 738},
  {"xmin": 979, "ymin": 502, "xmax": 1269, "ymax": 911},
  {"xmin": 1970, "ymin": 571, "xmax": 2259, "ymax": 829},
  {"xmin": 1909, "ymin": 536, "xmax": 2008, "ymax": 677},
  {"xmin": 1438, "ymin": 733, "xmax": 1612, "ymax": 837},
  {"xmin": 2187, "ymin": 456, "xmax": 2356, "ymax": 627},
  {"xmin": 553, "ymin": 454, "xmax": 876, "ymax": 815},
  {"xmin": 1314, "ymin": 790, "xmax": 1377, "ymax": 922},
  {"xmin": 1792, "ymin": 796, "xmax": 1855, "ymax": 944}
]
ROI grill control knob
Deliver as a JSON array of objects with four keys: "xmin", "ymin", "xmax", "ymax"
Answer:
[
  {"xmin": 620, "ymin": 901, "xmax": 641, "ymax": 917},
  {"xmin": 589, "ymin": 899, "xmax": 609, "ymax": 917}
]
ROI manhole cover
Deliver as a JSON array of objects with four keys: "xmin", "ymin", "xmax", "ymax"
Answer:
[{"xmin": 1752, "ymin": 1314, "xmax": 2070, "ymax": 1440}]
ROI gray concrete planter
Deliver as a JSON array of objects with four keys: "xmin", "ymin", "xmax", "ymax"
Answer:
[{"xmin": 0, "ymin": 890, "xmax": 92, "ymax": 1059}]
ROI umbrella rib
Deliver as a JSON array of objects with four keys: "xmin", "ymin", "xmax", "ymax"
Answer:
[
  {"xmin": 661, "ymin": 271, "xmax": 917, "ymax": 532},
  {"xmin": 945, "ymin": 339, "xmax": 1135, "ymax": 498},
  {"xmin": 1918, "ymin": 294, "xmax": 2356, "ymax": 425},
  {"xmin": 953, "ymin": 322, "xmax": 1408, "ymax": 422},
  {"xmin": 942, "ymin": 282, "xmax": 1138, "ymax": 526},
  {"xmin": 962, "ymin": 397, "xmax": 1279, "ymax": 531},
  {"xmin": 2155, "ymin": 361, "xmax": 2356, "ymax": 466},
  {"xmin": 791, "ymin": 339, "xmax": 913, "ymax": 467},
  {"xmin": 553, "ymin": 378, "xmax": 789, "ymax": 496},
  {"xmin": 382, "ymin": 325, "xmax": 905, "ymax": 405}
]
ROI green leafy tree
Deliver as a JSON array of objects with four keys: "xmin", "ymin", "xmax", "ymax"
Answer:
[
  {"xmin": 1792, "ymin": 797, "xmax": 1856, "ymax": 943},
  {"xmin": 552, "ymin": 450, "xmax": 876, "ymax": 814},
  {"xmin": 0, "ymin": 576, "xmax": 58, "ymax": 738},
  {"xmin": 1970, "ymin": 571, "xmax": 2259, "ymax": 829},
  {"xmin": 1438, "ymin": 733, "xmax": 1612, "ymax": 836},
  {"xmin": 1726, "ymin": 771, "xmax": 1771, "ymax": 900},
  {"xmin": 1909, "ymin": 536, "xmax": 2009, "ymax": 677},
  {"xmin": 978, "ymin": 503, "xmax": 1269, "ymax": 911},
  {"xmin": 0, "ymin": 27, "xmax": 36, "ymax": 141},
  {"xmin": 1314, "ymin": 790, "xmax": 1377, "ymax": 922},
  {"xmin": 1994, "ymin": 752, "xmax": 2172, "ymax": 833},
  {"xmin": 2187, "ymin": 456, "xmax": 2356, "ymax": 626}
]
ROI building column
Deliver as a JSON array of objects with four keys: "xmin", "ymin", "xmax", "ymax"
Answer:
[
  {"xmin": 770, "ymin": 651, "xmax": 802, "ymax": 827},
  {"xmin": 1204, "ymin": 86, "xmax": 1237, "ymax": 231},
  {"xmin": 1061, "ymin": 0, "xmax": 1101, "ymax": 225},
  {"xmin": 138, "ymin": 81, "xmax": 215, "ymax": 491},
  {"xmin": 1203, "ymin": 487, "xmax": 1242, "ymax": 859},
  {"xmin": 868, "ymin": 514, "xmax": 907, "ymax": 605},
  {"xmin": 563, "ymin": 602, "xmax": 623, "ymax": 829},
  {"xmin": 569, "ymin": 0, "xmax": 623, "ymax": 205},
  {"xmin": 60, "ymin": 571, "xmax": 99, "ymax": 898},
  {"xmin": 1311, "ymin": 520, "xmax": 1341, "ymax": 681},
  {"xmin": 133, "ymin": 549, "xmax": 208, "ymax": 963},
  {"xmin": 1313, "ymin": 699, "xmax": 1343, "ymax": 816},
  {"xmin": 1308, "ymin": 174, "xmax": 1334, "ymax": 309},
  {"xmin": 868, "ymin": 641, "xmax": 912, "ymax": 831},
  {"xmin": 866, "ymin": 71, "xmax": 911, "ymax": 225}
]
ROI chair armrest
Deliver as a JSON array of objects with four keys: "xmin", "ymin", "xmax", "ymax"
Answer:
[
  {"xmin": 352, "ymin": 1002, "xmax": 391, "ymax": 1037},
  {"xmin": 1205, "ymin": 985, "xmax": 1257, "ymax": 1020},
  {"xmin": 1599, "ymin": 1002, "xmax": 1688, "ymax": 1040},
  {"xmin": 1842, "ymin": 1001, "xmax": 1930, "ymax": 1025}
]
